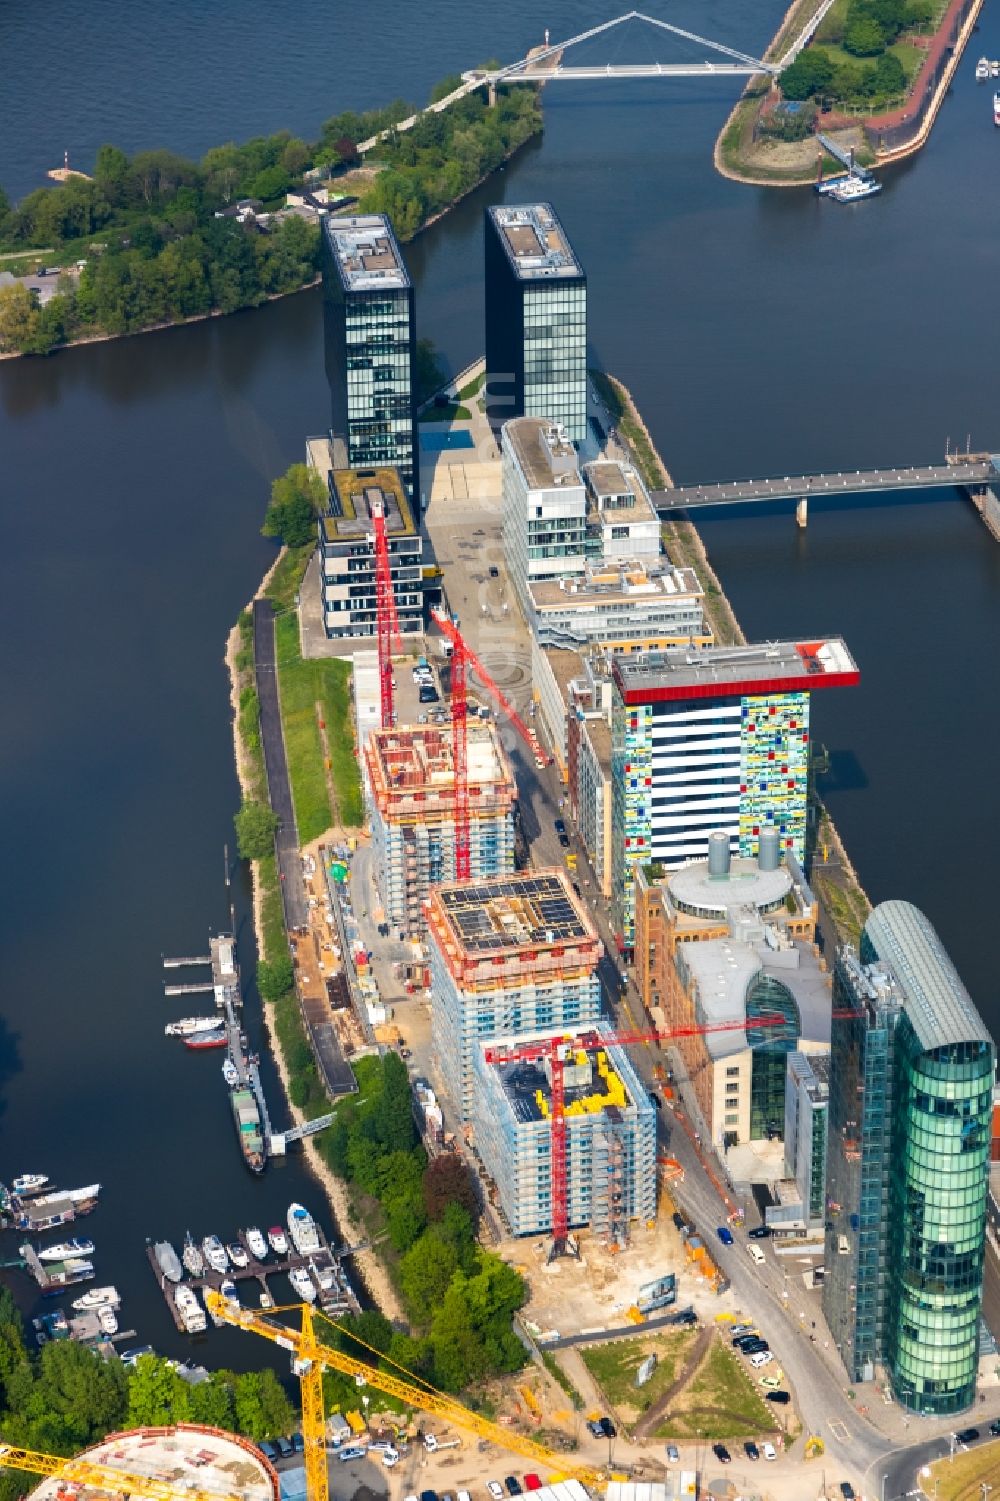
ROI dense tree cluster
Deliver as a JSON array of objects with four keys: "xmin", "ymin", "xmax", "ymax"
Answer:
[
  {"xmin": 262, "ymin": 463, "xmax": 327, "ymax": 548},
  {"xmin": 0, "ymin": 1286, "xmax": 294, "ymax": 1493},
  {"xmin": 780, "ymin": 0, "xmax": 932, "ymax": 104},
  {"xmin": 360, "ymin": 87, "xmax": 542, "ymax": 241},
  {"xmin": 318, "ymin": 1055, "xmax": 527, "ymax": 1393},
  {"xmin": 0, "ymin": 73, "xmax": 543, "ymax": 357}
]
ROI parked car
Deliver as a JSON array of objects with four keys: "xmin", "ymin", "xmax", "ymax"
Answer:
[
  {"xmin": 748, "ymin": 1224, "xmax": 771, "ymax": 1239},
  {"xmin": 598, "ymin": 1417, "xmax": 616, "ymax": 1438},
  {"xmin": 750, "ymin": 1351, "xmax": 773, "ymax": 1369},
  {"xmin": 289, "ymin": 1435, "xmax": 304, "ymax": 1454},
  {"xmin": 744, "ymin": 1442, "xmax": 759, "ymax": 1461},
  {"xmin": 504, "ymin": 1479, "xmax": 523, "ymax": 1496},
  {"xmin": 523, "ymin": 1477, "xmax": 542, "ymax": 1491},
  {"xmin": 419, "ymin": 1491, "xmax": 439, "ymax": 1501},
  {"xmin": 382, "ymin": 1450, "xmax": 400, "ymax": 1468},
  {"xmin": 712, "ymin": 1444, "xmax": 731, "ymax": 1465},
  {"xmin": 665, "ymin": 1445, "xmax": 680, "ymax": 1463},
  {"xmin": 840, "ymin": 1484, "xmax": 856, "ymax": 1498},
  {"xmin": 766, "ymin": 1391, "xmax": 791, "ymax": 1405},
  {"xmin": 747, "ymin": 1243, "xmax": 766, "ymax": 1265},
  {"xmin": 731, "ymin": 1323, "xmax": 756, "ymax": 1336},
  {"xmin": 558, "ymin": 832, "xmax": 571, "ymax": 848},
  {"xmin": 733, "ymin": 1333, "xmax": 760, "ymax": 1349},
  {"xmin": 990, "ymin": 1421, "xmax": 1000, "ymax": 1438},
  {"xmin": 337, "ymin": 1448, "xmax": 366, "ymax": 1463},
  {"xmin": 487, "ymin": 1486, "xmax": 505, "ymax": 1501},
  {"xmin": 761, "ymin": 1442, "xmax": 777, "ymax": 1462},
  {"xmin": 716, "ymin": 1226, "xmax": 734, "ymax": 1246},
  {"xmin": 274, "ymin": 1438, "xmax": 294, "ymax": 1459},
  {"xmin": 586, "ymin": 1420, "xmax": 603, "ymax": 1439},
  {"xmin": 672, "ymin": 1212, "xmax": 686, "ymax": 1231},
  {"xmin": 259, "ymin": 1442, "xmax": 279, "ymax": 1461},
  {"xmin": 649, "ymin": 1092, "xmax": 663, "ymax": 1110}
]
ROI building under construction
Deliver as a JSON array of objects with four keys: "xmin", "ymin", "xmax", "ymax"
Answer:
[
  {"xmin": 425, "ymin": 871, "xmax": 602, "ymax": 1121},
  {"xmin": 366, "ymin": 723, "xmax": 517, "ymax": 935},
  {"xmin": 471, "ymin": 1025, "xmax": 656, "ymax": 1241}
]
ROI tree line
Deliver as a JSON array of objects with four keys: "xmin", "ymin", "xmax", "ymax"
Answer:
[
  {"xmin": 316, "ymin": 1053, "xmax": 527, "ymax": 1395},
  {"xmin": 0, "ymin": 75, "xmax": 543, "ymax": 356},
  {"xmin": 0, "ymin": 1286, "xmax": 295, "ymax": 1501},
  {"xmin": 780, "ymin": 0, "xmax": 935, "ymax": 104}
]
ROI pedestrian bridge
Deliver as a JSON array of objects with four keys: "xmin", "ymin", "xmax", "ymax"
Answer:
[{"xmin": 651, "ymin": 457, "xmax": 997, "ymax": 511}]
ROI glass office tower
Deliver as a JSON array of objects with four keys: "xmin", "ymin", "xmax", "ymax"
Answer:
[
  {"xmin": 824, "ymin": 901, "xmax": 994, "ymax": 1414},
  {"xmin": 322, "ymin": 215, "xmax": 419, "ymax": 511},
  {"xmin": 485, "ymin": 204, "xmax": 587, "ymax": 444}
]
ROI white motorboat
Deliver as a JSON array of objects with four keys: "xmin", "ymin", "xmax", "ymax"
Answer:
[
  {"xmin": 98, "ymin": 1304, "xmax": 118, "ymax": 1335},
  {"xmin": 165, "ymin": 1017, "xmax": 221, "ymax": 1037},
  {"xmin": 246, "ymin": 1227, "xmax": 267, "ymax": 1261},
  {"xmin": 222, "ymin": 1058, "xmax": 239, "ymax": 1087},
  {"xmin": 12, "ymin": 1174, "xmax": 48, "ymax": 1196},
  {"xmin": 220, "ymin": 1278, "xmax": 239, "ymax": 1306},
  {"xmin": 38, "ymin": 1238, "xmax": 94, "ymax": 1262},
  {"xmin": 267, "ymin": 1226, "xmax": 288, "ymax": 1256},
  {"xmin": 66, "ymin": 1184, "xmax": 101, "ymax": 1204},
  {"xmin": 201, "ymin": 1235, "xmax": 229, "ymax": 1275},
  {"xmin": 227, "ymin": 1242, "xmax": 249, "ymax": 1269},
  {"xmin": 287, "ymin": 1203, "xmax": 321, "ymax": 1255},
  {"xmin": 259, "ymin": 1288, "xmax": 274, "ymax": 1310},
  {"xmin": 977, "ymin": 56, "xmax": 991, "ymax": 80},
  {"xmin": 829, "ymin": 174, "xmax": 883, "ymax": 202},
  {"xmin": 182, "ymin": 1233, "xmax": 204, "ymax": 1277},
  {"xmin": 176, "ymin": 1286, "xmax": 207, "ymax": 1333},
  {"xmin": 72, "ymin": 1284, "xmax": 119, "ymax": 1311},
  {"xmin": 288, "ymin": 1266, "xmax": 317, "ymax": 1303}
]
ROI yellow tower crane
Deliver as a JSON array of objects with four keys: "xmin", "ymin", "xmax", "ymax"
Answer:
[
  {"xmin": 203, "ymin": 1292, "xmax": 603, "ymax": 1495},
  {"xmin": 0, "ymin": 1443, "xmax": 244, "ymax": 1501}
]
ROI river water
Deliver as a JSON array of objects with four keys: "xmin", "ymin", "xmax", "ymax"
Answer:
[{"xmin": 2, "ymin": 0, "xmax": 1000, "ymax": 1354}]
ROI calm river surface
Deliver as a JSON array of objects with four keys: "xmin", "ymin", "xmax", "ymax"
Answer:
[{"xmin": 2, "ymin": 0, "xmax": 1000, "ymax": 1352}]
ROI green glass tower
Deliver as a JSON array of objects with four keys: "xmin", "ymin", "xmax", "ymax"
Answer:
[{"xmin": 824, "ymin": 901, "xmax": 994, "ymax": 1415}]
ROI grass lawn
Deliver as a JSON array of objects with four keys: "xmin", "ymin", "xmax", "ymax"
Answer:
[
  {"xmin": 652, "ymin": 1337, "xmax": 778, "ymax": 1441},
  {"xmin": 421, "ymin": 403, "xmax": 471, "ymax": 423},
  {"xmin": 273, "ymin": 611, "xmax": 362, "ymax": 842},
  {"xmin": 929, "ymin": 1440, "xmax": 1000, "ymax": 1501},
  {"xmin": 580, "ymin": 1332, "xmax": 698, "ymax": 1424},
  {"xmin": 457, "ymin": 370, "xmax": 485, "ymax": 400},
  {"xmin": 814, "ymin": 870, "xmax": 870, "ymax": 946}
]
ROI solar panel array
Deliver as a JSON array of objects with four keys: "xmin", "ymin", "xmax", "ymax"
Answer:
[{"xmin": 439, "ymin": 873, "xmax": 587, "ymax": 953}]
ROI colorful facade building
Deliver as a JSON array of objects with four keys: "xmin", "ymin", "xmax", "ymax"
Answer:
[{"xmin": 611, "ymin": 638, "xmax": 859, "ymax": 950}]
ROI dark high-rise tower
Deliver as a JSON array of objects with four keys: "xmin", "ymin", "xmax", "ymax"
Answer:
[
  {"xmin": 322, "ymin": 214, "xmax": 419, "ymax": 511},
  {"xmin": 484, "ymin": 203, "xmax": 587, "ymax": 443}
]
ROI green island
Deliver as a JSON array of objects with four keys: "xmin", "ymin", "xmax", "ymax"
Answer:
[
  {"xmin": 716, "ymin": 0, "xmax": 974, "ymax": 184},
  {"xmin": 0, "ymin": 76, "xmax": 541, "ymax": 356}
]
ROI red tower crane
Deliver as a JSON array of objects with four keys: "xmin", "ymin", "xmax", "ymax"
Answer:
[
  {"xmin": 372, "ymin": 499, "xmax": 401, "ymax": 729},
  {"xmin": 483, "ymin": 1012, "xmax": 789, "ymax": 1252},
  {"xmin": 430, "ymin": 607, "xmax": 550, "ymax": 881}
]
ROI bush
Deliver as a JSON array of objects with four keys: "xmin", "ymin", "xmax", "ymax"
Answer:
[
  {"xmin": 257, "ymin": 952, "xmax": 293, "ymax": 1001},
  {"xmin": 234, "ymin": 799, "xmax": 278, "ymax": 860}
]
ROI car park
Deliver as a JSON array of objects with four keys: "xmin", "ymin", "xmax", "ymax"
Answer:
[
  {"xmin": 761, "ymin": 1442, "xmax": 777, "ymax": 1462},
  {"xmin": 712, "ymin": 1444, "xmax": 731, "ymax": 1465},
  {"xmin": 337, "ymin": 1448, "xmax": 366, "ymax": 1462},
  {"xmin": 766, "ymin": 1391, "xmax": 791, "ymax": 1404},
  {"xmin": 505, "ymin": 1479, "xmax": 523, "ymax": 1496},
  {"xmin": 716, "ymin": 1226, "xmax": 734, "ymax": 1246},
  {"xmin": 487, "ymin": 1486, "xmax": 505, "ymax": 1501},
  {"xmin": 744, "ymin": 1442, "xmax": 759, "ymax": 1461},
  {"xmin": 665, "ymin": 1446, "xmax": 680, "ymax": 1463}
]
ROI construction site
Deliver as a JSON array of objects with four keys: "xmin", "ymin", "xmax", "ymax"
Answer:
[
  {"xmin": 364, "ymin": 721, "xmax": 517, "ymax": 934},
  {"xmin": 473, "ymin": 1024, "xmax": 657, "ymax": 1240},
  {"xmin": 424, "ymin": 870, "xmax": 604, "ymax": 1122}
]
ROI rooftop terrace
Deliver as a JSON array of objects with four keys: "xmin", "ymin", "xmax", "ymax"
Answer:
[
  {"xmin": 489, "ymin": 203, "xmax": 584, "ymax": 281},
  {"xmin": 323, "ymin": 213, "xmax": 410, "ymax": 292},
  {"xmin": 321, "ymin": 466, "xmax": 415, "ymax": 541},
  {"xmin": 614, "ymin": 637, "xmax": 859, "ymax": 703},
  {"xmin": 504, "ymin": 416, "xmax": 583, "ymax": 493},
  {"xmin": 530, "ymin": 560, "xmax": 704, "ymax": 609}
]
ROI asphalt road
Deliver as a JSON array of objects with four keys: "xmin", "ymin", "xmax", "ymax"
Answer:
[{"xmin": 253, "ymin": 598, "xmax": 308, "ymax": 930}]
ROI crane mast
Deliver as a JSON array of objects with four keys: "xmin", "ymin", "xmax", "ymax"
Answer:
[{"xmin": 372, "ymin": 498, "xmax": 401, "ymax": 730}]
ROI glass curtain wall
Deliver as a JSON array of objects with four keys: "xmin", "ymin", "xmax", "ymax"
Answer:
[{"xmin": 523, "ymin": 281, "xmax": 587, "ymax": 443}]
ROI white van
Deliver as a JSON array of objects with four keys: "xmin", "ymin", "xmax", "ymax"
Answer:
[
  {"xmin": 750, "ymin": 1350, "xmax": 773, "ymax": 1369},
  {"xmin": 747, "ymin": 1244, "xmax": 766, "ymax": 1266}
]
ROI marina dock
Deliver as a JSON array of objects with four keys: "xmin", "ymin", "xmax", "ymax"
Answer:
[{"xmin": 146, "ymin": 1227, "xmax": 359, "ymax": 1333}]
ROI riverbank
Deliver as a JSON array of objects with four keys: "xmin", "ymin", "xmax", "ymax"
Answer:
[
  {"xmin": 223, "ymin": 558, "xmax": 403, "ymax": 1322},
  {"xmin": 608, "ymin": 371, "xmax": 872, "ymax": 943},
  {"xmin": 714, "ymin": 0, "xmax": 980, "ymax": 185}
]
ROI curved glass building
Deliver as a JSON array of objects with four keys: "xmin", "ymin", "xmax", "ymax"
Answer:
[{"xmin": 824, "ymin": 901, "xmax": 994, "ymax": 1415}]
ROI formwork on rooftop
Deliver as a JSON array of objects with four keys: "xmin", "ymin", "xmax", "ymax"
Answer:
[{"xmin": 365, "ymin": 721, "xmax": 516, "ymax": 826}]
